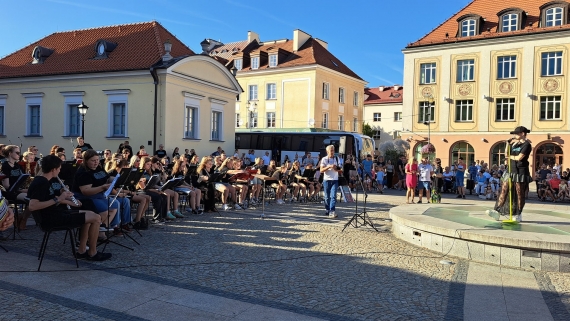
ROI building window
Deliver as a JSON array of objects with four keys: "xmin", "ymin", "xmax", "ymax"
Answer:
[
  {"xmin": 418, "ymin": 101, "xmax": 435, "ymax": 123},
  {"xmin": 67, "ymin": 104, "xmax": 81, "ymax": 137},
  {"xmin": 211, "ymin": 111, "xmax": 222, "ymax": 140},
  {"xmin": 267, "ymin": 112, "xmax": 276, "ymax": 128},
  {"xmin": 322, "ymin": 82, "xmax": 330, "ymax": 100},
  {"xmin": 540, "ymin": 96, "xmax": 562, "ymax": 120},
  {"xmin": 451, "ymin": 141, "xmax": 475, "ymax": 166},
  {"xmin": 353, "ymin": 91, "xmax": 359, "ymax": 106},
  {"xmin": 0, "ymin": 105, "xmax": 4, "ymax": 135},
  {"xmin": 185, "ymin": 106, "xmax": 197, "ymax": 138},
  {"xmin": 269, "ymin": 54, "xmax": 277, "ymax": 67},
  {"xmin": 338, "ymin": 115, "xmax": 344, "ymax": 130},
  {"xmin": 251, "ymin": 57, "xmax": 259, "ymax": 70},
  {"xmin": 322, "ymin": 113, "xmax": 328, "ymax": 129},
  {"xmin": 420, "ymin": 63, "xmax": 436, "ymax": 84},
  {"xmin": 339, "ymin": 87, "xmax": 345, "ymax": 103},
  {"xmin": 111, "ymin": 103, "xmax": 126, "ymax": 137},
  {"xmin": 394, "ymin": 112, "xmax": 402, "ymax": 121},
  {"xmin": 455, "ymin": 100, "xmax": 473, "ymax": 122},
  {"xmin": 501, "ymin": 13, "xmax": 518, "ymax": 32},
  {"xmin": 250, "ymin": 112, "xmax": 258, "ymax": 128},
  {"xmin": 457, "ymin": 59, "xmax": 475, "ymax": 82},
  {"xmin": 353, "ymin": 118, "xmax": 358, "ymax": 132},
  {"xmin": 498, "ymin": 56, "xmax": 517, "ymax": 79},
  {"xmin": 546, "ymin": 7, "xmax": 564, "ymax": 27},
  {"xmin": 496, "ymin": 98, "xmax": 515, "ymax": 121},
  {"xmin": 541, "ymin": 52, "xmax": 563, "ymax": 76},
  {"xmin": 28, "ymin": 105, "xmax": 41, "ymax": 135},
  {"xmin": 234, "ymin": 59, "xmax": 243, "ymax": 71},
  {"xmin": 373, "ymin": 113, "xmax": 381, "ymax": 122},
  {"xmin": 373, "ymin": 130, "xmax": 381, "ymax": 140},
  {"xmin": 266, "ymin": 83, "xmax": 276, "ymax": 100},
  {"xmin": 235, "ymin": 113, "xmax": 240, "ymax": 128},
  {"xmin": 461, "ymin": 19, "xmax": 476, "ymax": 37},
  {"xmin": 491, "ymin": 142, "xmax": 508, "ymax": 166},
  {"xmin": 248, "ymin": 85, "xmax": 258, "ymax": 100}
]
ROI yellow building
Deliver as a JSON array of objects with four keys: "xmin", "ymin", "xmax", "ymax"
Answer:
[
  {"xmin": 203, "ymin": 29, "xmax": 367, "ymax": 133},
  {"xmin": 0, "ymin": 21, "xmax": 241, "ymax": 157},
  {"xmin": 403, "ymin": 0, "xmax": 570, "ymax": 171}
]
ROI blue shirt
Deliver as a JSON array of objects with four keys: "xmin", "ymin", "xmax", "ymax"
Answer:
[
  {"xmin": 362, "ymin": 160, "xmax": 373, "ymax": 173},
  {"xmin": 456, "ymin": 165, "xmax": 465, "ymax": 178},
  {"xmin": 477, "ymin": 175, "xmax": 487, "ymax": 184}
]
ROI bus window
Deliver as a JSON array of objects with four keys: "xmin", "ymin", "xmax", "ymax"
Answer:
[
  {"xmin": 236, "ymin": 134, "xmax": 251, "ymax": 149},
  {"xmin": 291, "ymin": 136, "xmax": 314, "ymax": 152},
  {"xmin": 261, "ymin": 136, "xmax": 272, "ymax": 150}
]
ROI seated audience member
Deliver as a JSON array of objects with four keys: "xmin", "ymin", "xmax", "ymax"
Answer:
[
  {"xmin": 271, "ymin": 163, "xmax": 289, "ymax": 204},
  {"xmin": 2, "ymin": 145, "xmax": 31, "ymax": 230},
  {"xmin": 475, "ymin": 171, "xmax": 488, "ymax": 196},
  {"xmin": 558, "ymin": 179, "xmax": 568, "ymax": 200},
  {"xmin": 302, "ymin": 163, "xmax": 321, "ymax": 199},
  {"xmin": 27, "ymin": 155, "xmax": 111, "ymax": 261},
  {"xmin": 76, "ymin": 136, "xmax": 93, "ymax": 153},
  {"xmin": 546, "ymin": 174, "xmax": 562, "ymax": 202}
]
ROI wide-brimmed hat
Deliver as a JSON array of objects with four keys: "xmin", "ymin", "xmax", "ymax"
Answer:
[{"xmin": 510, "ymin": 126, "xmax": 531, "ymax": 134}]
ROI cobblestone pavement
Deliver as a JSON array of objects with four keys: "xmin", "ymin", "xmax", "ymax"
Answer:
[{"xmin": 1, "ymin": 189, "xmax": 570, "ymax": 320}]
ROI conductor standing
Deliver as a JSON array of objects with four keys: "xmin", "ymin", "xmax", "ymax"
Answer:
[{"xmin": 320, "ymin": 145, "xmax": 341, "ymax": 218}]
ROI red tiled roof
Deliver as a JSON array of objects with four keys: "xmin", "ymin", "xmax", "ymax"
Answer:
[
  {"xmin": 211, "ymin": 37, "xmax": 363, "ymax": 81},
  {"xmin": 364, "ymin": 86, "xmax": 403, "ymax": 105},
  {"xmin": 0, "ymin": 21, "xmax": 194, "ymax": 79},
  {"xmin": 408, "ymin": 0, "xmax": 570, "ymax": 48},
  {"xmin": 208, "ymin": 40, "xmax": 251, "ymax": 60}
]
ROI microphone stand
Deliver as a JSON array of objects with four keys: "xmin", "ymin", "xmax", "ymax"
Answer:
[{"xmin": 342, "ymin": 159, "xmax": 378, "ymax": 232}]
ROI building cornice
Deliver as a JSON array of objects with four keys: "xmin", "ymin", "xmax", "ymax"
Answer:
[
  {"xmin": 237, "ymin": 64, "xmax": 368, "ymax": 85},
  {"xmin": 0, "ymin": 94, "xmax": 7, "ymax": 99},
  {"xmin": 169, "ymin": 72, "xmax": 241, "ymax": 95},
  {"xmin": 103, "ymin": 89, "xmax": 131, "ymax": 95},
  {"xmin": 183, "ymin": 91, "xmax": 205, "ymax": 100},
  {"xmin": 21, "ymin": 92, "xmax": 44, "ymax": 98},
  {"xmin": 209, "ymin": 97, "xmax": 228, "ymax": 105},
  {"xmin": 0, "ymin": 70, "xmax": 150, "ymax": 84},
  {"xmin": 403, "ymin": 29, "xmax": 570, "ymax": 54},
  {"xmin": 60, "ymin": 91, "xmax": 85, "ymax": 97}
]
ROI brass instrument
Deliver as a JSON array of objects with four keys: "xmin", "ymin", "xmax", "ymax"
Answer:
[
  {"xmin": 21, "ymin": 161, "xmax": 35, "ymax": 190},
  {"xmin": 56, "ymin": 177, "xmax": 80, "ymax": 209}
]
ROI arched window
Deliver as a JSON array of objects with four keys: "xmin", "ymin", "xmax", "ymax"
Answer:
[
  {"xmin": 451, "ymin": 141, "xmax": 475, "ymax": 166},
  {"xmin": 457, "ymin": 14, "xmax": 482, "ymax": 37},
  {"xmin": 546, "ymin": 7, "xmax": 564, "ymax": 26},
  {"xmin": 541, "ymin": 1, "xmax": 569, "ymax": 27},
  {"xmin": 461, "ymin": 19, "xmax": 476, "ymax": 37},
  {"xmin": 535, "ymin": 142, "xmax": 563, "ymax": 168},
  {"xmin": 497, "ymin": 8, "xmax": 524, "ymax": 32},
  {"xmin": 491, "ymin": 142, "xmax": 507, "ymax": 167}
]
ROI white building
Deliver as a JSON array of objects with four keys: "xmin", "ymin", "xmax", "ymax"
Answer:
[{"xmin": 364, "ymin": 85, "xmax": 403, "ymax": 147}]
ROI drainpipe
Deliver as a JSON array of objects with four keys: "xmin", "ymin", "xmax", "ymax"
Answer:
[{"xmin": 150, "ymin": 66, "xmax": 159, "ymax": 153}]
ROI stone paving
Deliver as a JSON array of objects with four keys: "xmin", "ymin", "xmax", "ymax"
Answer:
[{"xmin": 1, "ymin": 189, "xmax": 570, "ymax": 320}]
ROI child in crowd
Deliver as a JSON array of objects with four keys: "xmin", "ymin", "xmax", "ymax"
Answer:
[
  {"xmin": 559, "ymin": 179, "xmax": 568, "ymax": 200},
  {"xmin": 349, "ymin": 175, "xmax": 357, "ymax": 192},
  {"xmin": 364, "ymin": 174, "xmax": 372, "ymax": 192},
  {"xmin": 376, "ymin": 167, "xmax": 385, "ymax": 194}
]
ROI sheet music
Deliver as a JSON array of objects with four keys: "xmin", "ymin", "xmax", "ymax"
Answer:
[{"xmin": 104, "ymin": 174, "xmax": 120, "ymax": 198}]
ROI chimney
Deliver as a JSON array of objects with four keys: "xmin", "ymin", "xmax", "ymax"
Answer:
[
  {"xmin": 394, "ymin": 85, "xmax": 401, "ymax": 91},
  {"xmin": 248, "ymin": 31, "xmax": 260, "ymax": 43},
  {"xmin": 200, "ymin": 39, "xmax": 210, "ymax": 55},
  {"xmin": 314, "ymin": 38, "xmax": 328, "ymax": 49},
  {"xmin": 378, "ymin": 86, "xmax": 385, "ymax": 92},
  {"xmin": 162, "ymin": 40, "xmax": 173, "ymax": 62},
  {"xmin": 293, "ymin": 29, "xmax": 311, "ymax": 52}
]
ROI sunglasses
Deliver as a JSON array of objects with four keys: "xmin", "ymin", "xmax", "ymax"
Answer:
[{"xmin": 13, "ymin": 151, "xmax": 20, "ymax": 155}]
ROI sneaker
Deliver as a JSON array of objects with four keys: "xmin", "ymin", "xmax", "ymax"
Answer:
[
  {"xmin": 516, "ymin": 214, "xmax": 523, "ymax": 222},
  {"xmin": 277, "ymin": 199, "xmax": 285, "ymax": 205},
  {"xmin": 86, "ymin": 251, "xmax": 112, "ymax": 261},
  {"xmin": 329, "ymin": 211, "xmax": 337, "ymax": 218},
  {"xmin": 151, "ymin": 219, "xmax": 165, "ymax": 225},
  {"xmin": 462, "ymin": 195, "xmax": 466, "ymax": 199},
  {"xmin": 234, "ymin": 204, "xmax": 243, "ymax": 210},
  {"xmin": 486, "ymin": 209, "xmax": 500, "ymax": 221},
  {"xmin": 165, "ymin": 212, "xmax": 177, "ymax": 220},
  {"xmin": 172, "ymin": 210, "xmax": 185, "ymax": 218},
  {"xmin": 222, "ymin": 204, "xmax": 231, "ymax": 211}
]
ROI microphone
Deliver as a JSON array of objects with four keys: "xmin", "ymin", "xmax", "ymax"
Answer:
[
  {"xmin": 17, "ymin": 136, "xmax": 23, "ymax": 148},
  {"xmin": 8, "ymin": 139, "xmax": 12, "ymax": 144}
]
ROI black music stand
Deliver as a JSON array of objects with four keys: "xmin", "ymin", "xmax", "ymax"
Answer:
[
  {"xmin": 6, "ymin": 174, "xmax": 30, "ymax": 240},
  {"xmin": 342, "ymin": 163, "xmax": 379, "ymax": 232},
  {"xmin": 99, "ymin": 174, "xmax": 135, "ymax": 252},
  {"xmin": 114, "ymin": 168, "xmax": 145, "ymax": 238},
  {"xmin": 60, "ymin": 161, "xmax": 80, "ymax": 187}
]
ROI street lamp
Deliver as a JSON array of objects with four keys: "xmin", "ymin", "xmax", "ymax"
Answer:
[
  {"xmin": 247, "ymin": 101, "xmax": 257, "ymax": 130},
  {"xmin": 77, "ymin": 102, "xmax": 89, "ymax": 139}
]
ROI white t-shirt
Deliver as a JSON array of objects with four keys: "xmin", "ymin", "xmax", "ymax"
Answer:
[
  {"xmin": 320, "ymin": 156, "xmax": 340, "ymax": 181},
  {"xmin": 443, "ymin": 172, "xmax": 453, "ymax": 181},
  {"xmin": 418, "ymin": 163, "xmax": 433, "ymax": 182}
]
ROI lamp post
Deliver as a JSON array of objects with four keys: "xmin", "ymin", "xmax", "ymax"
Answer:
[
  {"xmin": 247, "ymin": 101, "xmax": 257, "ymax": 131},
  {"xmin": 423, "ymin": 95, "xmax": 435, "ymax": 147},
  {"xmin": 77, "ymin": 102, "xmax": 89, "ymax": 139}
]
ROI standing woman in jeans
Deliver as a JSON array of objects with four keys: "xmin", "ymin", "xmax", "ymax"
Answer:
[{"xmin": 319, "ymin": 145, "xmax": 341, "ymax": 218}]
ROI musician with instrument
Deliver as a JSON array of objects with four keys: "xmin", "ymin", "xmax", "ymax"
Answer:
[
  {"xmin": 215, "ymin": 158, "xmax": 244, "ymax": 210},
  {"xmin": 288, "ymin": 161, "xmax": 307, "ymax": 202},
  {"xmin": 136, "ymin": 157, "xmax": 168, "ymax": 222},
  {"xmin": 270, "ymin": 163, "xmax": 289, "ymax": 205},
  {"xmin": 302, "ymin": 162, "xmax": 321, "ymax": 200},
  {"xmin": 248, "ymin": 157, "xmax": 264, "ymax": 204},
  {"xmin": 196, "ymin": 156, "xmax": 217, "ymax": 213},
  {"xmin": 27, "ymin": 155, "xmax": 111, "ymax": 261},
  {"xmin": 171, "ymin": 157, "xmax": 202, "ymax": 215},
  {"xmin": 2, "ymin": 145, "xmax": 31, "ymax": 230}
]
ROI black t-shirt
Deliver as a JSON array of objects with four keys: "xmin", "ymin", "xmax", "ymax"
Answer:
[
  {"xmin": 397, "ymin": 159, "xmax": 405, "ymax": 173},
  {"xmin": 538, "ymin": 169, "xmax": 551, "ymax": 180},
  {"xmin": 1, "ymin": 162, "xmax": 23, "ymax": 188},
  {"xmin": 73, "ymin": 166, "xmax": 109, "ymax": 192},
  {"xmin": 27, "ymin": 176, "xmax": 68, "ymax": 214},
  {"xmin": 154, "ymin": 150, "xmax": 167, "ymax": 158},
  {"xmin": 510, "ymin": 140, "xmax": 532, "ymax": 169},
  {"xmin": 76, "ymin": 143, "xmax": 93, "ymax": 153}
]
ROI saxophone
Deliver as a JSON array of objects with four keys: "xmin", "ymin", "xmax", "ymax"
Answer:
[
  {"xmin": 21, "ymin": 162, "xmax": 34, "ymax": 189},
  {"xmin": 56, "ymin": 177, "xmax": 80, "ymax": 209}
]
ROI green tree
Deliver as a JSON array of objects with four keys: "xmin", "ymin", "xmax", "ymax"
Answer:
[{"xmin": 361, "ymin": 122, "xmax": 374, "ymax": 137}]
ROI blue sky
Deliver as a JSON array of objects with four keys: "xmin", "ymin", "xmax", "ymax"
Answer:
[{"xmin": 0, "ymin": 0, "xmax": 470, "ymax": 86}]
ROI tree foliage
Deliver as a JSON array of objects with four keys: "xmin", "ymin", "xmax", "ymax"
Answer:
[{"xmin": 361, "ymin": 122, "xmax": 374, "ymax": 137}]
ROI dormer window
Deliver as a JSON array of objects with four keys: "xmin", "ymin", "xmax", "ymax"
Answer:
[
  {"xmin": 497, "ymin": 8, "xmax": 524, "ymax": 32},
  {"xmin": 269, "ymin": 54, "xmax": 277, "ymax": 68},
  {"xmin": 462, "ymin": 19, "xmax": 476, "ymax": 37},
  {"xmin": 541, "ymin": 2, "xmax": 569, "ymax": 27},
  {"xmin": 457, "ymin": 14, "xmax": 482, "ymax": 37},
  {"xmin": 94, "ymin": 40, "xmax": 117, "ymax": 59},
  {"xmin": 251, "ymin": 57, "xmax": 259, "ymax": 70},
  {"xmin": 234, "ymin": 59, "xmax": 242, "ymax": 71},
  {"xmin": 31, "ymin": 46, "xmax": 54, "ymax": 64}
]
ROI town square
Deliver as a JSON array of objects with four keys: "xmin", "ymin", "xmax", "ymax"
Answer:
[{"xmin": 2, "ymin": 0, "xmax": 570, "ymax": 320}]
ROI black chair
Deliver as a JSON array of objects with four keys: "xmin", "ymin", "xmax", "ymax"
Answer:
[{"xmin": 32, "ymin": 211, "xmax": 82, "ymax": 271}]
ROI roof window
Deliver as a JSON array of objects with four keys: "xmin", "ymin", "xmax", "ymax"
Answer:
[
  {"xmin": 94, "ymin": 40, "xmax": 117, "ymax": 59},
  {"xmin": 497, "ymin": 8, "xmax": 525, "ymax": 32},
  {"xmin": 540, "ymin": 1, "xmax": 569, "ymax": 27},
  {"xmin": 32, "ymin": 46, "xmax": 54, "ymax": 64},
  {"xmin": 456, "ymin": 14, "xmax": 483, "ymax": 37}
]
